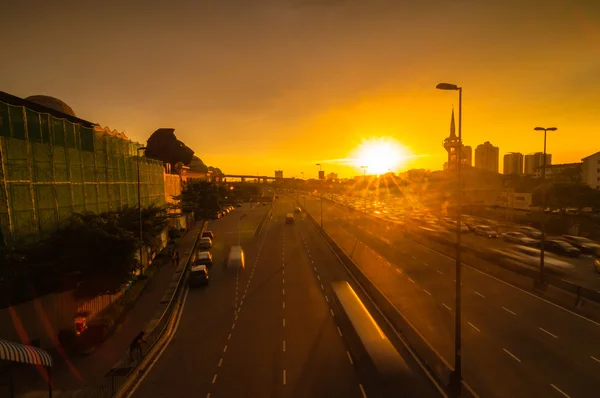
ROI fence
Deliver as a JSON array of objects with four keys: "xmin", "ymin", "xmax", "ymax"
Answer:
[{"xmin": 0, "ymin": 100, "xmax": 165, "ymax": 244}]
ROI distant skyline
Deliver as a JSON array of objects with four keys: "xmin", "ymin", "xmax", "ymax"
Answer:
[{"xmin": 2, "ymin": 0, "xmax": 599, "ymax": 177}]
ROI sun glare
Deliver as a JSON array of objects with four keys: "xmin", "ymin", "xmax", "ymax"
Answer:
[{"xmin": 351, "ymin": 137, "xmax": 409, "ymax": 175}]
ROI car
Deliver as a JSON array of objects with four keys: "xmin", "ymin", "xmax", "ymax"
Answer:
[
  {"xmin": 227, "ymin": 245, "xmax": 245, "ymax": 269},
  {"xmin": 473, "ymin": 225, "xmax": 498, "ymax": 238},
  {"xmin": 189, "ymin": 264, "xmax": 209, "ymax": 286},
  {"xmin": 235, "ymin": 203, "xmax": 243, "ymax": 207},
  {"xmin": 199, "ymin": 237, "xmax": 213, "ymax": 250},
  {"xmin": 502, "ymin": 231, "xmax": 538, "ymax": 246},
  {"xmin": 294, "ymin": 207, "xmax": 302, "ymax": 214},
  {"xmin": 515, "ymin": 226, "xmax": 542, "ymax": 239},
  {"xmin": 560, "ymin": 235, "xmax": 600, "ymax": 254},
  {"xmin": 202, "ymin": 230, "xmax": 214, "ymax": 240},
  {"xmin": 539, "ymin": 239, "xmax": 581, "ymax": 257},
  {"xmin": 195, "ymin": 251, "xmax": 213, "ymax": 267},
  {"xmin": 285, "ymin": 213, "xmax": 294, "ymax": 224},
  {"xmin": 489, "ymin": 245, "xmax": 574, "ymax": 273}
]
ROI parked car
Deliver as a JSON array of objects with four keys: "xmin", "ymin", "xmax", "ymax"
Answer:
[
  {"xmin": 202, "ymin": 230, "xmax": 215, "ymax": 240},
  {"xmin": 560, "ymin": 235, "xmax": 600, "ymax": 254},
  {"xmin": 199, "ymin": 237, "xmax": 213, "ymax": 250},
  {"xmin": 538, "ymin": 239, "xmax": 581, "ymax": 257},
  {"xmin": 195, "ymin": 251, "xmax": 213, "ymax": 267},
  {"xmin": 473, "ymin": 225, "xmax": 498, "ymax": 238},
  {"xmin": 294, "ymin": 207, "xmax": 302, "ymax": 214},
  {"xmin": 189, "ymin": 265, "xmax": 209, "ymax": 286},
  {"xmin": 502, "ymin": 231, "xmax": 538, "ymax": 246}
]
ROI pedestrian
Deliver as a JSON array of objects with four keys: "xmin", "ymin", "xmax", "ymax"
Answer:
[
  {"xmin": 175, "ymin": 251, "xmax": 180, "ymax": 266},
  {"xmin": 129, "ymin": 331, "xmax": 146, "ymax": 362}
]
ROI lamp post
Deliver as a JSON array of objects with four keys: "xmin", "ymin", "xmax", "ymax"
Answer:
[
  {"xmin": 533, "ymin": 126, "xmax": 557, "ymax": 283},
  {"xmin": 361, "ymin": 165, "xmax": 368, "ymax": 213},
  {"xmin": 301, "ymin": 172, "xmax": 306, "ymax": 209},
  {"xmin": 136, "ymin": 146, "xmax": 147, "ymax": 274},
  {"xmin": 316, "ymin": 163, "xmax": 323, "ymax": 228},
  {"xmin": 437, "ymin": 82, "xmax": 463, "ymax": 393}
]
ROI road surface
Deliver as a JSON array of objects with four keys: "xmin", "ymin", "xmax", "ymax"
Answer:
[
  {"xmin": 130, "ymin": 197, "xmax": 441, "ymax": 397},
  {"xmin": 303, "ymin": 195, "xmax": 600, "ymax": 398}
]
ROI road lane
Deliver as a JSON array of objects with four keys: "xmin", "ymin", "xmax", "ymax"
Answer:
[
  {"xmin": 303, "ymin": 196, "xmax": 600, "ymax": 398},
  {"xmin": 131, "ymin": 204, "xmax": 268, "ymax": 398}
]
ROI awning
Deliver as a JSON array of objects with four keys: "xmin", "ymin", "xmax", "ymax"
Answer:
[{"xmin": 0, "ymin": 340, "xmax": 53, "ymax": 367}]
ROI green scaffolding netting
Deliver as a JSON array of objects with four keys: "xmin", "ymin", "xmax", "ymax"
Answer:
[{"xmin": 0, "ymin": 102, "xmax": 165, "ymax": 243}]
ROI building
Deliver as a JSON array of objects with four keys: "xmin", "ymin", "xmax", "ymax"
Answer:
[
  {"xmin": 275, "ymin": 170, "xmax": 283, "ymax": 179},
  {"xmin": 532, "ymin": 162, "xmax": 582, "ymax": 182},
  {"xmin": 581, "ymin": 151, "xmax": 600, "ymax": 189},
  {"xmin": 503, "ymin": 152, "xmax": 524, "ymax": 175},
  {"xmin": 524, "ymin": 152, "xmax": 552, "ymax": 175},
  {"xmin": 442, "ymin": 109, "xmax": 471, "ymax": 171},
  {"xmin": 475, "ymin": 141, "xmax": 499, "ymax": 173},
  {"xmin": 0, "ymin": 91, "xmax": 166, "ymax": 244}
]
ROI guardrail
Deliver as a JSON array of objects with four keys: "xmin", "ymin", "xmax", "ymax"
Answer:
[
  {"xmin": 84, "ymin": 220, "xmax": 208, "ymax": 398},
  {"xmin": 299, "ymin": 200, "xmax": 476, "ymax": 398},
  {"xmin": 254, "ymin": 204, "xmax": 273, "ymax": 237}
]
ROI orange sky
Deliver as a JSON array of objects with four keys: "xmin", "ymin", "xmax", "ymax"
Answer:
[{"xmin": 1, "ymin": 0, "xmax": 599, "ymax": 178}]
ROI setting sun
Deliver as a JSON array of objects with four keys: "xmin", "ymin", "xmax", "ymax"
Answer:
[{"xmin": 351, "ymin": 137, "xmax": 410, "ymax": 175}]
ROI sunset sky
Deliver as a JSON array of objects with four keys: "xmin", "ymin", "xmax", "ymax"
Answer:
[{"xmin": 1, "ymin": 0, "xmax": 599, "ymax": 178}]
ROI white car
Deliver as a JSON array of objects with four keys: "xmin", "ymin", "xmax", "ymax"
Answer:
[{"xmin": 490, "ymin": 245, "xmax": 574, "ymax": 273}]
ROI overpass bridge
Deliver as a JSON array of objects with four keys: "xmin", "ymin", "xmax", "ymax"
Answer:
[{"xmin": 220, "ymin": 174, "xmax": 296, "ymax": 183}]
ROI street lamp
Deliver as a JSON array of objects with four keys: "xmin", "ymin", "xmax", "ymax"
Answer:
[
  {"xmin": 533, "ymin": 126, "xmax": 557, "ymax": 283},
  {"xmin": 437, "ymin": 82, "xmax": 463, "ymax": 393},
  {"xmin": 136, "ymin": 146, "xmax": 147, "ymax": 274},
  {"xmin": 301, "ymin": 172, "xmax": 306, "ymax": 209},
  {"xmin": 316, "ymin": 164, "xmax": 323, "ymax": 228},
  {"xmin": 361, "ymin": 165, "xmax": 368, "ymax": 213}
]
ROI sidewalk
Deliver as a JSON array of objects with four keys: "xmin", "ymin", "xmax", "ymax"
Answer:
[{"xmin": 13, "ymin": 221, "xmax": 204, "ymax": 398}]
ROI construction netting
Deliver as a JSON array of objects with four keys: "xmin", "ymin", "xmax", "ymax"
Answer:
[{"xmin": 0, "ymin": 101, "xmax": 165, "ymax": 244}]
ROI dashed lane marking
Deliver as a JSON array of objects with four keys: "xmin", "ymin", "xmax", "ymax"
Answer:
[
  {"xmin": 502, "ymin": 307, "xmax": 516, "ymax": 316},
  {"xmin": 474, "ymin": 291, "xmax": 485, "ymax": 298},
  {"xmin": 551, "ymin": 384, "xmax": 571, "ymax": 398},
  {"xmin": 423, "ymin": 289, "xmax": 432, "ymax": 296},
  {"xmin": 468, "ymin": 322, "xmax": 480, "ymax": 332},
  {"xmin": 442, "ymin": 303, "xmax": 452, "ymax": 311},
  {"xmin": 503, "ymin": 348, "xmax": 521, "ymax": 363},
  {"xmin": 538, "ymin": 327, "xmax": 558, "ymax": 339},
  {"xmin": 337, "ymin": 326, "xmax": 343, "ymax": 336},
  {"xmin": 346, "ymin": 351, "xmax": 354, "ymax": 364},
  {"xmin": 217, "ymin": 358, "xmax": 223, "ymax": 367},
  {"xmin": 359, "ymin": 383, "xmax": 368, "ymax": 398}
]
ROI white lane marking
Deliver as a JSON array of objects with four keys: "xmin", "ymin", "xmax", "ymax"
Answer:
[
  {"xmin": 442, "ymin": 303, "xmax": 452, "ymax": 311},
  {"xmin": 206, "ymin": 393, "xmax": 210, "ymax": 398},
  {"xmin": 359, "ymin": 383, "xmax": 367, "ymax": 398},
  {"xmin": 503, "ymin": 348, "xmax": 521, "ymax": 363},
  {"xmin": 408, "ymin": 277, "xmax": 415, "ymax": 283},
  {"xmin": 337, "ymin": 326, "xmax": 343, "ymax": 336},
  {"xmin": 283, "ymin": 302, "xmax": 285, "ymax": 309},
  {"xmin": 314, "ymin": 266, "xmax": 317, "ymax": 271},
  {"xmin": 325, "ymin": 295, "xmax": 329, "ymax": 302},
  {"xmin": 283, "ymin": 340, "xmax": 286, "ymax": 352},
  {"xmin": 474, "ymin": 291, "xmax": 485, "ymax": 298},
  {"xmin": 283, "ymin": 369, "xmax": 287, "ymax": 385},
  {"xmin": 437, "ymin": 269, "xmax": 444, "ymax": 275},
  {"xmin": 551, "ymin": 384, "xmax": 572, "ymax": 398},
  {"xmin": 591, "ymin": 355, "xmax": 600, "ymax": 363},
  {"xmin": 212, "ymin": 374, "xmax": 218, "ymax": 384},
  {"xmin": 282, "ymin": 269, "xmax": 284, "ymax": 275},
  {"xmin": 330, "ymin": 309, "xmax": 335, "ymax": 317},
  {"xmin": 468, "ymin": 322, "xmax": 480, "ymax": 332},
  {"xmin": 283, "ymin": 318, "xmax": 286, "ymax": 327},
  {"xmin": 283, "ymin": 288, "xmax": 285, "ymax": 295},
  {"xmin": 538, "ymin": 327, "xmax": 558, "ymax": 339},
  {"xmin": 317, "ymin": 274, "xmax": 321, "ymax": 280},
  {"xmin": 411, "ymin": 255, "xmax": 416, "ymax": 260},
  {"xmin": 223, "ymin": 345, "xmax": 227, "ymax": 353},
  {"xmin": 227, "ymin": 333, "xmax": 231, "ymax": 340},
  {"xmin": 346, "ymin": 351, "xmax": 354, "ymax": 364},
  {"xmin": 218, "ymin": 358, "xmax": 223, "ymax": 367},
  {"xmin": 282, "ymin": 278, "xmax": 285, "ymax": 284},
  {"xmin": 502, "ymin": 307, "xmax": 516, "ymax": 316},
  {"xmin": 423, "ymin": 262, "xmax": 429, "ymax": 266},
  {"xmin": 321, "ymin": 284, "xmax": 324, "ymax": 290},
  {"xmin": 423, "ymin": 289, "xmax": 432, "ymax": 296}
]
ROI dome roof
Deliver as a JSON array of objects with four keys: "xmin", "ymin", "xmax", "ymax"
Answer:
[{"xmin": 25, "ymin": 95, "xmax": 76, "ymax": 117}]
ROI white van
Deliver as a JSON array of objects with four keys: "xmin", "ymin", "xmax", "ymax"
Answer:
[{"xmin": 227, "ymin": 245, "xmax": 245, "ymax": 269}]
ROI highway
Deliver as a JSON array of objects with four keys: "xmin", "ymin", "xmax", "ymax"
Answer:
[
  {"xmin": 303, "ymin": 195, "xmax": 600, "ymax": 398},
  {"xmin": 129, "ymin": 196, "xmax": 441, "ymax": 398}
]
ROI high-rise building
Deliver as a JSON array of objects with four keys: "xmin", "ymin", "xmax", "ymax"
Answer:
[
  {"xmin": 275, "ymin": 170, "xmax": 283, "ymax": 179},
  {"xmin": 442, "ymin": 109, "xmax": 471, "ymax": 170},
  {"xmin": 475, "ymin": 141, "xmax": 499, "ymax": 173},
  {"xmin": 503, "ymin": 152, "xmax": 524, "ymax": 175},
  {"xmin": 582, "ymin": 151, "xmax": 600, "ymax": 189},
  {"xmin": 524, "ymin": 152, "xmax": 552, "ymax": 175}
]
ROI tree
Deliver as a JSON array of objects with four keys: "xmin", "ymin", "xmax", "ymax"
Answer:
[
  {"xmin": 173, "ymin": 182, "xmax": 224, "ymax": 215},
  {"xmin": 533, "ymin": 183, "xmax": 600, "ymax": 211}
]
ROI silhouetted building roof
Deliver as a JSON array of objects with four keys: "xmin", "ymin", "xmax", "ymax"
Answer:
[{"xmin": 0, "ymin": 90, "xmax": 96, "ymax": 128}]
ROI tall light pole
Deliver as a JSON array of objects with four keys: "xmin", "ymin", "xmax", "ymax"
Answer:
[
  {"xmin": 437, "ymin": 82, "xmax": 463, "ymax": 394},
  {"xmin": 361, "ymin": 165, "xmax": 368, "ymax": 213},
  {"xmin": 533, "ymin": 126, "xmax": 557, "ymax": 283},
  {"xmin": 316, "ymin": 163, "xmax": 323, "ymax": 228},
  {"xmin": 136, "ymin": 146, "xmax": 147, "ymax": 274},
  {"xmin": 301, "ymin": 172, "xmax": 306, "ymax": 209}
]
